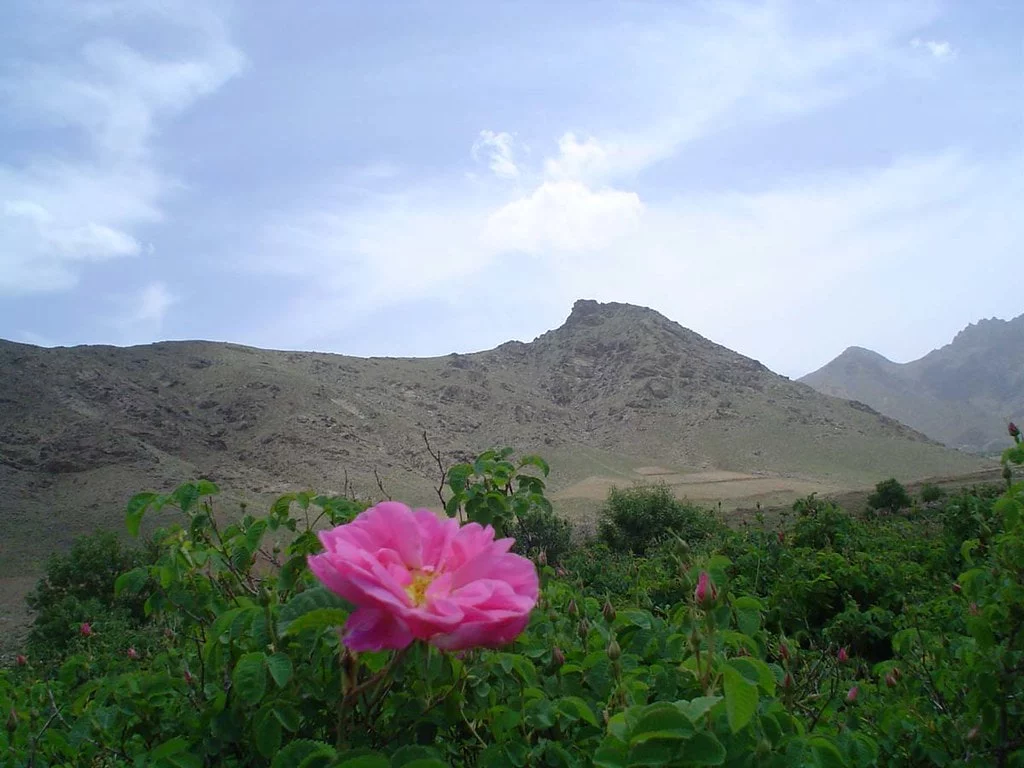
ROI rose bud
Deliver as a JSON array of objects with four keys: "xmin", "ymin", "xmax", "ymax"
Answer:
[
  {"xmin": 837, "ymin": 647, "xmax": 849, "ymax": 664},
  {"xmin": 567, "ymin": 598, "xmax": 579, "ymax": 618},
  {"xmin": 577, "ymin": 619, "xmax": 590, "ymax": 641},
  {"xmin": 694, "ymin": 571, "xmax": 718, "ymax": 607},
  {"xmin": 606, "ymin": 638, "xmax": 622, "ymax": 661},
  {"xmin": 782, "ymin": 673, "xmax": 793, "ymax": 689},
  {"xmin": 952, "ymin": 583, "xmax": 962, "ymax": 594},
  {"xmin": 969, "ymin": 602, "xmax": 980, "ymax": 616},
  {"xmin": 778, "ymin": 642, "xmax": 791, "ymax": 662},
  {"xmin": 602, "ymin": 600, "xmax": 617, "ymax": 624},
  {"xmin": 1009, "ymin": 422, "xmax": 1020, "ymax": 438},
  {"xmin": 846, "ymin": 686, "xmax": 859, "ymax": 703},
  {"xmin": 885, "ymin": 673, "xmax": 898, "ymax": 688},
  {"xmin": 552, "ymin": 647, "xmax": 565, "ymax": 668},
  {"xmin": 15, "ymin": 655, "xmax": 27, "ymax": 667},
  {"xmin": 537, "ymin": 551, "xmax": 548, "ymax": 567},
  {"xmin": 184, "ymin": 669, "xmax": 194, "ymax": 685},
  {"xmin": 777, "ymin": 531, "xmax": 785, "ymax": 544},
  {"xmin": 127, "ymin": 647, "xmax": 139, "ymax": 660},
  {"xmin": 80, "ymin": 622, "xmax": 93, "ymax": 637}
]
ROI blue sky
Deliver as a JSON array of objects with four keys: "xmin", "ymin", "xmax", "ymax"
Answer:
[{"xmin": 1, "ymin": 0, "xmax": 1020, "ymax": 377}]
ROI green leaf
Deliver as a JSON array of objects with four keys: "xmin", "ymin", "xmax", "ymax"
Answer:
[
  {"xmin": 165, "ymin": 755, "xmax": 202, "ymax": 768},
  {"xmin": 728, "ymin": 657, "xmax": 776, "ymax": 695},
  {"xmin": 172, "ymin": 482, "xmax": 201, "ymax": 514},
  {"xmin": 629, "ymin": 703, "xmax": 695, "ymax": 743},
  {"xmin": 267, "ymin": 652, "xmax": 293, "ymax": 687},
  {"xmin": 556, "ymin": 696, "xmax": 599, "ymax": 726},
  {"xmin": 254, "ymin": 706, "xmax": 282, "ymax": 758},
  {"xmin": 151, "ymin": 736, "xmax": 189, "ymax": 760},
  {"xmin": 337, "ymin": 757, "xmax": 389, "ymax": 768},
  {"xmin": 126, "ymin": 492, "xmax": 158, "ymax": 537},
  {"xmin": 723, "ymin": 664, "xmax": 758, "ymax": 733},
  {"xmin": 271, "ymin": 740, "xmax": 335, "ymax": 768},
  {"xmin": 278, "ymin": 587, "xmax": 353, "ymax": 636},
  {"xmin": 114, "ymin": 567, "xmax": 149, "ymax": 598},
  {"xmin": 809, "ymin": 737, "xmax": 848, "ymax": 768},
  {"xmin": 272, "ymin": 702, "xmax": 301, "ymax": 732},
  {"xmin": 678, "ymin": 696, "xmax": 722, "ymax": 723},
  {"xmin": 195, "ymin": 479, "xmax": 219, "ymax": 497},
  {"xmin": 280, "ymin": 607, "xmax": 350, "ymax": 637},
  {"xmin": 232, "ymin": 651, "xmax": 267, "ymax": 703},
  {"xmin": 592, "ymin": 736, "xmax": 628, "ymax": 768},
  {"xmin": 682, "ymin": 732, "xmax": 726, "ymax": 765}
]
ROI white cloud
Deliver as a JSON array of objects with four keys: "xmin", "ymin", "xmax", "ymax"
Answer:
[
  {"xmin": 472, "ymin": 130, "xmax": 520, "ymax": 179},
  {"xmin": 484, "ymin": 180, "xmax": 642, "ymax": 254},
  {"xmin": 911, "ymin": 38, "xmax": 954, "ymax": 59},
  {"xmin": 133, "ymin": 281, "xmax": 176, "ymax": 325},
  {"xmin": 0, "ymin": 0, "xmax": 244, "ymax": 296}
]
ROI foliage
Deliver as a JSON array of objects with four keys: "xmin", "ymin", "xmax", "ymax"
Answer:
[
  {"xmin": 866, "ymin": 478, "xmax": 912, "ymax": 514},
  {"xmin": 3, "ymin": 441, "xmax": 1024, "ymax": 767},
  {"xmin": 598, "ymin": 484, "xmax": 718, "ymax": 556},
  {"xmin": 919, "ymin": 483, "xmax": 945, "ymax": 504}
]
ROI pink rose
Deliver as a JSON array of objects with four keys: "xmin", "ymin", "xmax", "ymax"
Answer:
[
  {"xmin": 308, "ymin": 502, "xmax": 539, "ymax": 652},
  {"xmin": 80, "ymin": 622, "xmax": 92, "ymax": 637},
  {"xmin": 837, "ymin": 647, "xmax": 849, "ymax": 663},
  {"xmin": 846, "ymin": 686, "xmax": 858, "ymax": 703}
]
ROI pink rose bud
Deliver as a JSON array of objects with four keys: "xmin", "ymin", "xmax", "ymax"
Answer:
[
  {"xmin": 777, "ymin": 531, "xmax": 785, "ymax": 544},
  {"xmin": 846, "ymin": 686, "xmax": 859, "ymax": 703},
  {"xmin": 577, "ymin": 619, "xmax": 590, "ymax": 641},
  {"xmin": 184, "ymin": 669, "xmax": 194, "ymax": 685},
  {"xmin": 567, "ymin": 598, "xmax": 579, "ymax": 617},
  {"xmin": 779, "ymin": 642, "xmax": 791, "ymax": 662},
  {"xmin": 885, "ymin": 673, "xmax": 897, "ymax": 688},
  {"xmin": 537, "ymin": 551, "xmax": 548, "ymax": 567},
  {"xmin": 5, "ymin": 707, "xmax": 16, "ymax": 734},
  {"xmin": 783, "ymin": 673, "xmax": 793, "ymax": 689},
  {"xmin": 1009, "ymin": 422, "xmax": 1020, "ymax": 438},
  {"xmin": 694, "ymin": 571, "xmax": 718, "ymax": 607},
  {"xmin": 127, "ymin": 647, "xmax": 139, "ymax": 660},
  {"xmin": 80, "ymin": 622, "xmax": 92, "ymax": 637},
  {"xmin": 15, "ymin": 655, "xmax": 27, "ymax": 667},
  {"xmin": 552, "ymin": 647, "xmax": 565, "ymax": 667},
  {"xmin": 952, "ymin": 583, "xmax": 962, "ymax": 594},
  {"xmin": 837, "ymin": 647, "xmax": 849, "ymax": 663},
  {"xmin": 556, "ymin": 567, "xmax": 568, "ymax": 578},
  {"xmin": 892, "ymin": 667, "xmax": 902, "ymax": 681}
]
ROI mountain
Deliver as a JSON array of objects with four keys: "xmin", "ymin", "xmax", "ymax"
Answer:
[
  {"xmin": 801, "ymin": 314, "xmax": 1024, "ymax": 454},
  {"xmin": 0, "ymin": 300, "xmax": 989, "ymax": 579}
]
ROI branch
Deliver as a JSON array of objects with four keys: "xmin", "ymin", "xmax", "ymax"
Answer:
[
  {"xmin": 373, "ymin": 468, "xmax": 392, "ymax": 501},
  {"xmin": 422, "ymin": 431, "xmax": 448, "ymax": 507}
]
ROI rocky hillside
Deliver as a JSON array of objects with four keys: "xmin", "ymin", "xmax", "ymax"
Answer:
[
  {"xmin": 801, "ymin": 314, "xmax": 1024, "ymax": 454},
  {"xmin": 1, "ymin": 300, "xmax": 989, "ymax": 575}
]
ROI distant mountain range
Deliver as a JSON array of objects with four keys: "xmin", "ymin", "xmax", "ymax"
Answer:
[
  {"xmin": 1, "ymin": 299, "xmax": 991, "ymax": 581},
  {"xmin": 801, "ymin": 313, "xmax": 1024, "ymax": 455}
]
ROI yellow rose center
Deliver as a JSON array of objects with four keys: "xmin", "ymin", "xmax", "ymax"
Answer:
[{"xmin": 405, "ymin": 570, "xmax": 436, "ymax": 606}]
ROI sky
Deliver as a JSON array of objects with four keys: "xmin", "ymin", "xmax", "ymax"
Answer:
[{"xmin": 1, "ymin": 0, "xmax": 1021, "ymax": 378}]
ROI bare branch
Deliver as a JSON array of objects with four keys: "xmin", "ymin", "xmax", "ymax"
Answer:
[{"xmin": 422, "ymin": 430, "xmax": 448, "ymax": 507}]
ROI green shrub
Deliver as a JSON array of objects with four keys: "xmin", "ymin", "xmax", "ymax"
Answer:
[
  {"xmin": 598, "ymin": 483, "xmax": 716, "ymax": 555},
  {"xmin": 866, "ymin": 477, "xmax": 912, "ymax": 513},
  {"xmin": 919, "ymin": 483, "xmax": 945, "ymax": 504},
  {"xmin": 507, "ymin": 505, "xmax": 572, "ymax": 564}
]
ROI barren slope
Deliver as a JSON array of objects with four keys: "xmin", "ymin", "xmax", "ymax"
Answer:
[{"xmin": 1, "ymin": 300, "xmax": 991, "ymax": 581}]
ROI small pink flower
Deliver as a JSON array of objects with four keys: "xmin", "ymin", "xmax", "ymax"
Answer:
[
  {"xmin": 308, "ymin": 502, "xmax": 539, "ymax": 651},
  {"xmin": 778, "ymin": 642, "xmax": 791, "ymax": 662},
  {"xmin": 15, "ymin": 655, "xmax": 27, "ymax": 667},
  {"xmin": 127, "ymin": 647, "xmax": 139, "ymax": 660},
  {"xmin": 846, "ymin": 686, "xmax": 859, "ymax": 703},
  {"xmin": 80, "ymin": 622, "xmax": 92, "ymax": 637},
  {"xmin": 837, "ymin": 647, "xmax": 849, "ymax": 663},
  {"xmin": 183, "ymin": 669, "xmax": 194, "ymax": 685},
  {"xmin": 694, "ymin": 571, "xmax": 718, "ymax": 607}
]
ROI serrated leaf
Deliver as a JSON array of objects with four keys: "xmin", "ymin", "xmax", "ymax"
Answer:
[
  {"xmin": 682, "ymin": 732, "xmax": 726, "ymax": 765},
  {"xmin": 232, "ymin": 652, "xmax": 267, "ymax": 703},
  {"xmin": 151, "ymin": 736, "xmax": 188, "ymax": 760},
  {"xmin": 254, "ymin": 706, "xmax": 282, "ymax": 758},
  {"xmin": 556, "ymin": 696, "xmax": 598, "ymax": 726},
  {"xmin": 266, "ymin": 652, "xmax": 293, "ymax": 688},
  {"xmin": 723, "ymin": 664, "xmax": 758, "ymax": 733},
  {"xmin": 114, "ymin": 567, "xmax": 149, "ymax": 598},
  {"xmin": 271, "ymin": 740, "xmax": 335, "ymax": 768},
  {"xmin": 278, "ymin": 587, "xmax": 353, "ymax": 636},
  {"xmin": 678, "ymin": 696, "xmax": 722, "ymax": 723}
]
